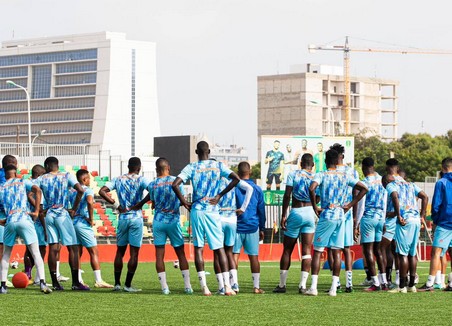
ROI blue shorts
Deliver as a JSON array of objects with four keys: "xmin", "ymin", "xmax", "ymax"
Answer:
[
  {"xmin": 221, "ymin": 218, "xmax": 237, "ymax": 247},
  {"xmin": 314, "ymin": 217, "xmax": 345, "ymax": 250},
  {"xmin": 74, "ymin": 219, "xmax": 97, "ymax": 248},
  {"xmin": 395, "ymin": 219, "xmax": 420, "ymax": 256},
  {"xmin": 190, "ymin": 208, "xmax": 223, "ymax": 250},
  {"xmin": 3, "ymin": 217, "xmax": 38, "ymax": 247},
  {"xmin": 46, "ymin": 209, "xmax": 78, "ymax": 246},
  {"xmin": 233, "ymin": 230, "xmax": 260, "ymax": 256},
  {"xmin": 284, "ymin": 206, "xmax": 316, "ymax": 239},
  {"xmin": 432, "ymin": 225, "xmax": 452, "ymax": 256},
  {"xmin": 0, "ymin": 224, "xmax": 4, "ymax": 244},
  {"xmin": 360, "ymin": 216, "xmax": 384, "ymax": 244},
  {"xmin": 383, "ymin": 217, "xmax": 397, "ymax": 241},
  {"xmin": 117, "ymin": 217, "xmax": 143, "ymax": 248},
  {"xmin": 35, "ymin": 222, "xmax": 48, "ymax": 246},
  {"xmin": 344, "ymin": 215, "xmax": 354, "ymax": 247},
  {"xmin": 153, "ymin": 219, "xmax": 184, "ymax": 248}
]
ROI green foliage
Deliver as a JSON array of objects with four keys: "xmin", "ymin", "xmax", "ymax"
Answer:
[
  {"xmin": 354, "ymin": 130, "xmax": 452, "ymax": 181},
  {"xmin": 230, "ymin": 163, "xmax": 261, "ymax": 181}
]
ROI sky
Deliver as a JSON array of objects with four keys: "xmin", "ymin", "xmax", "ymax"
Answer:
[{"xmin": 1, "ymin": 0, "xmax": 451, "ymax": 160}]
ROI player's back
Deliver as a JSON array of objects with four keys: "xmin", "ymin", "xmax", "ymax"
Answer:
[
  {"xmin": 69, "ymin": 185, "xmax": 93, "ymax": 219},
  {"xmin": 149, "ymin": 175, "xmax": 181, "ymax": 221},
  {"xmin": 0, "ymin": 178, "xmax": 31, "ymax": 222},
  {"xmin": 287, "ymin": 169, "xmax": 313, "ymax": 202},
  {"xmin": 218, "ymin": 177, "xmax": 236, "ymax": 217},
  {"xmin": 363, "ymin": 174, "xmax": 386, "ymax": 212},
  {"xmin": 236, "ymin": 180, "xmax": 265, "ymax": 233},
  {"xmin": 337, "ymin": 164, "xmax": 358, "ymax": 201},
  {"xmin": 38, "ymin": 172, "xmax": 75, "ymax": 210},
  {"xmin": 106, "ymin": 174, "xmax": 148, "ymax": 217},
  {"xmin": 395, "ymin": 180, "xmax": 421, "ymax": 218}
]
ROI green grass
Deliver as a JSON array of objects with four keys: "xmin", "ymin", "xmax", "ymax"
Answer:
[{"xmin": 2, "ymin": 262, "xmax": 451, "ymax": 325}]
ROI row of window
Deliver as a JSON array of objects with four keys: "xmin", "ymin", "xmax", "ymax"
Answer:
[
  {"xmin": 54, "ymin": 85, "xmax": 96, "ymax": 97},
  {"xmin": 0, "ymin": 91, "xmax": 27, "ymax": 101},
  {"xmin": 131, "ymin": 49, "xmax": 136, "ymax": 156},
  {"xmin": 1, "ymin": 122, "xmax": 93, "ymax": 136},
  {"xmin": 55, "ymin": 73, "xmax": 96, "ymax": 86},
  {"xmin": 0, "ymin": 49, "xmax": 97, "ymax": 67},
  {"xmin": 0, "ymin": 78, "xmax": 27, "ymax": 90},
  {"xmin": 56, "ymin": 61, "xmax": 97, "ymax": 74},
  {"xmin": 0, "ymin": 135, "xmax": 91, "ymax": 145},
  {"xmin": 0, "ymin": 97, "xmax": 95, "ymax": 113},
  {"xmin": 0, "ymin": 67, "xmax": 28, "ymax": 78},
  {"xmin": 31, "ymin": 65, "xmax": 52, "ymax": 99},
  {"xmin": 0, "ymin": 110, "xmax": 94, "ymax": 125}
]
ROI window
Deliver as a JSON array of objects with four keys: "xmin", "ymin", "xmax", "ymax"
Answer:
[
  {"xmin": 55, "ymin": 73, "xmax": 96, "ymax": 86},
  {"xmin": 56, "ymin": 61, "xmax": 97, "ymax": 74},
  {"xmin": 0, "ymin": 67, "xmax": 28, "ymax": 78},
  {"xmin": 32, "ymin": 65, "xmax": 52, "ymax": 99},
  {"xmin": 0, "ymin": 49, "xmax": 97, "ymax": 67}
]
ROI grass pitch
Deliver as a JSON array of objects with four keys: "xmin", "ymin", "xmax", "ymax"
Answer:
[{"xmin": 2, "ymin": 262, "xmax": 451, "ymax": 325}]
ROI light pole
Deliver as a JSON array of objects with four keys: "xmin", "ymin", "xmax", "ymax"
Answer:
[
  {"xmin": 32, "ymin": 129, "xmax": 46, "ymax": 145},
  {"xmin": 6, "ymin": 80, "xmax": 32, "ymax": 156}
]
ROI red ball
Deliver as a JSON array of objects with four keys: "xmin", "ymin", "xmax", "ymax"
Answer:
[{"xmin": 12, "ymin": 272, "xmax": 29, "ymax": 288}]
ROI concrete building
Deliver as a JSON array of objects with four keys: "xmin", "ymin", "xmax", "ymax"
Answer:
[
  {"xmin": 210, "ymin": 144, "xmax": 248, "ymax": 167},
  {"xmin": 258, "ymin": 64, "xmax": 398, "ymax": 155},
  {"xmin": 0, "ymin": 32, "xmax": 160, "ymax": 157}
]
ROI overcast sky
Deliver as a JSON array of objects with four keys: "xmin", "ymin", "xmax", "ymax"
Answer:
[{"xmin": 1, "ymin": 0, "xmax": 451, "ymax": 159}]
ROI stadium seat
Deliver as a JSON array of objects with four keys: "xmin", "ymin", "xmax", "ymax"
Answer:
[
  {"xmin": 91, "ymin": 171, "xmax": 99, "ymax": 177},
  {"xmin": 81, "ymin": 165, "xmax": 88, "ymax": 170},
  {"xmin": 20, "ymin": 169, "xmax": 28, "ymax": 175}
]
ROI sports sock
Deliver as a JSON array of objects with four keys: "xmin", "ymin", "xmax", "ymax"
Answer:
[
  {"xmin": 56, "ymin": 261, "xmax": 61, "ymax": 277},
  {"xmin": 386, "ymin": 266, "xmax": 392, "ymax": 282},
  {"xmin": 426, "ymin": 275, "xmax": 435, "ymax": 287},
  {"xmin": 78, "ymin": 269, "xmax": 84, "ymax": 284},
  {"xmin": 372, "ymin": 275, "xmax": 380, "ymax": 287},
  {"xmin": 25, "ymin": 265, "xmax": 32, "ymax": 279},
  {"xmin": 409, "ymin": 274, "xmax": 416, "ymax": 287},
  {"xmin": 381, "ymin": 273, "xmax": 388, "ymax": 285},
  {"xmin": 71, "ymin": 269, "xmax": 79, "ymax": 286},
  {"xmin": 441, "ymin": 274, "xmax": 446, "ymax": 285},
  {"xmin": 279, "ymin": 270, "xmax": 288, "ymax": 287},
  {"xmin": 181, "ymin": 269, "xmax": 191, "ymax": 289},
  {"xmin": 230, "ymin": 269, "xmax": 238, "ymax": 286},
  {"xmin": 299, "ymin": 271, "xmax": 309, "ymax": 289},
  {"xmin": 346, "ymin": 270, "xmax": 353, "ymax": 288},
  {"xmin": 114, "ymin": 270, "xmax": 121, "ymax": 286},
  {"xmin": 34, "ymin": 273, "xmax": 40, "ymax": 284},
  {"xmin": 434, "ymin": 270, "xmax": 441, "ymax": 284},
  {"xmin": 94, "ymin": 270, "xmax": 102, "ymax": 283},
  {"xmin": 158, "ymin": 272, "xmax": 168, "ymax": 290},
  {"xmin": 400, "ymin": 276, "xmax": 407, "ymax": 288},
  {"xmin": 124, "ymin": 272, "xmax": 135, "ymax": 288},
  {"xmin": 0, "ymin": 246, "xmax": 12, "ymax": 282},
  {"xmin": 449, "ymin": 272, "xmax": 452, "ymax": 286},
  {"xmin": 395, "ymin": 270, "xmax": 400, "ymax": 285},
  {"xmin": 197, "ymin": 271, "xmax": 207, "ymax": 288},
  {"xmin": 252, "ymin": 273, "xmax": 260, "ymax": 289},
  {"xmin": 216, "ymin": 273, "xmax": 224, "ymax": 290},
  {"xmin": 364, "ymin": 267, "xmax": 371, "ymax": 281},
  {"xmin": 50, "ymin": 271, "xmax": 58, "ymax": 285},
  {"xmin": 310, "ymin": 275, "xmax": 318, "ymax": 290},
  {"xmin": 27, "ymin": 243, "xmax": 45, "ymax": 283},
  {"xmin": 331, "ymin": 276, "xmax": 339, "ymax": 292},
  {"xmin": 222, "ymin": 272, "xmax": 231, "ymax": 288}
]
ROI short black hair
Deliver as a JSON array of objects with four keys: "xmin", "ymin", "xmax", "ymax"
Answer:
[
  {"xmin": 301, "ymin": 153, "xmax": 314, "ymax": 168},
  {"xmin": 362, "ymin": 157, "xmax": 374, "ymax": 168},
  {"xmin": 442, "ymin": 157, "xmax": 452, "ymax": 170},
  {"xmin": 386, "ymin": 158, "xmax": 399, "ymax": 167},
  {"xmin": 238, "ymin": 161, "xmax": 251, "ymax": 177},
  {"xmin": 44, "ymin": 156, "xmax": 59, "ymax": 169},
  {"xmin": 155, "ymin": 157, "xmax": 170, "ymax": 172},
  {"xmin": 4, "ymin": 164, "xmax": 16, "ymax": 173},
  {"xmin": 76, "ymin": 169, "xmax": 90, "ymax": 181},
  {"xmin": 330, "ymin": 143, "xmax": 345, "ymax": 155},
  {"xmin": 2, "ymin": 155, "xmax": 17, "ymax": 168},
  {"xmin": 274, "ymin": 140, "xmax": 280, "ymax": 143},
  {"xmin": 31, "ymin": 164, "xmax": 46, "ymax": 178},
  {"xmin": 196, "ymin": 141, "xmax": 209, "ymax": 152},
  {"xmin": 128, "ymin": 157, "xmax": 141, "ymax": 170},
  {"xmin": 325, "ymin": 149, "xmax": 339, "ymax": 166}
]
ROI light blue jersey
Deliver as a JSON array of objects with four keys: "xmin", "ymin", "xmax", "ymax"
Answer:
[
  {"xmin": 286, "ymin": 169, "xmax": 314, "ymax": 202},
  {"xmin": 69, "ymin": 186, "xmax": 94, "ymax": 222},
  {"xmin": 0, "ymin": 178, "xmax": 33, "ymax": 223},
  {"xmin": 385, "ymin": 175, "xmax": 405, "ymax": 213},
  {"xmin": 178, "ymin": 160, "xmax": 232, "ymax": 212},
  {"xmin": 362, "ymin": 174, "xmax": 387, "ymax": 214},
  {"xmin": 218, "ymin": 177, "xmax": 236, "ymax": 218},
  {"xmin": 105, "ymin": 174, "xmax": 149, "ymax": 220},
  {"xmin": 148, "ymin": 175, "xmax": 182, "ymax": 223},
  {"xmin": 337, "ymin": 165, "xmax": 359, "ymax": 220},
  {"xmin": 36, "ymin": 172, "xmax": 78, "ymax": 210},
  {"xmin": 386, "ymin": 180, "xmax": 422, "ymax": 219},
  {"xmin": 313, "ymin": 169, "xmax": 359, "ymax": 220}
]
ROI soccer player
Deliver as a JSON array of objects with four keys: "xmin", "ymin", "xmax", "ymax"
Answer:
[
  {"xmin": 419, "ymin": 158, "xmax": 452, "ymax": 291},
  {"xmin": 305, "ymin": 149, "xmax": 367, "ymax": 297},
  {"xmin": 383, "ymin": 174, "xmax": 428, "ymax": 293},
  {"xmin": 172, "ymin": 141, "xmax": 241, "ymax": 296},
  {"xmin": 313, "ymin": 142, "xmax": 326, "ymax": 173},
  {"xmin": 214, "ymin": 175, "xmax": 253, "ymax": 294},
  {"xmin": 99, "ymin": 157, "xmax": 150, "ymax": 292},
  {"xmin": 69, "ymin": 169, "xmax": 113, "ymax": 288},
  {"xmin": 358, "ymin": 157, "xmax": 388, "ymax": 291},
  {"xmin": 23, "ymin": 164, "xmax": 48, "ymax": 285},
  {"xmin": 36, "ymin": 156, "xmax": 88, "ymax": 291},
  {"xmin": 232, "ymin": 161, "xmax": 266, "ymax": 294},
  {"xmin": 264, "ymin": 140, "xmax": 285, "ymax": 190},
  {"xmin": 0, "ymin": 164, "xmax": 52, "ymax": 294},
  {"xmin": 273, "ymin": 153, "xmax": 317, "ymax": 294},
  {"xmin": 292, "ymin": 139, "xmax": 313, "ymax": 168},
  {"xmin": 135, "ymin": 158, "xmax": 194, "ymax": 294}
]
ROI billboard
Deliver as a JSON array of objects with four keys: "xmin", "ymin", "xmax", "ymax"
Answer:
[{"xmin": 260, "ymin": 135, "xmax": 354, "ymax": 190}]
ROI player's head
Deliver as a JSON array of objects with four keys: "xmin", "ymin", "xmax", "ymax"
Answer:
[
  {"xmin": 317, "ymin": 142, "xmax": 323, "ymax": 152},
  {"xmin": 1, "ymin": 155, "xmax": 17, "ymax": 169},
  {"xmin": 195, "ymin": 141, "xmax": 210, "ymax": 158},
  {"xmin": 301, "ymin": 139, "xmax": 308, "ymax": 149},
  {"xmin": 4, "ymin": 164, "xmax": 17, "ymax": 179},
  {"xmin": 273, "ymin": 140, "xmax": 280, "ymax": 150},
  {"xmin": 31, "ymin": 164, "xmax": 46, "ymax": 179},
  {"xmin": 301, "ymin": 153, "xmax": 314, "ymax": 170},
  {"xmin": 238, "ymin": 161, "xmax": 251, "ymax": 179},
  {"xmin": 286, "ymin": 144, "xmax": 292, "ymax": 152},
  {"xmin": 325, "ymin": 149, "xmax": 339, "ymax": 167},
  {"xmin": 330, "ymin": 143, "xmax": 345, "ymax": 160},
  {"xmin": 398, "ymin": 168, "xmax": 406, "ymax": 180},
  {"xmin": 385, "ymin": 158, "xmax": 399, "ymax": 175},
  {"xmin": 382, "ymin": 174, "xmax": 395, "ymax": 188},
  {"xmin": 441, "ymin": 157, "xmax": 452, "ymax": 173},
  {"xmin": 128, "ymin": 157, "xmax": 141, "ymax": 173},
  {"xmin": 361, "ymin": 157, "xmax": 374, "ymax": 175},
  {"xmin": 76, "ymin": 169, "xmax": 91, "ymax": 186},
  {"xmin": 155, "ymin": 157, "xmax": 170, "ymax": 176},
  {"xmin": 44, "ymin": 156, "xmax": 59, "ymax": 172}
]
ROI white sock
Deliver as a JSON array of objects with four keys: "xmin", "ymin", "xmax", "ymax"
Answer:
[
  {"xmin": 78, "ymin": 269, "xmax": 84, "ymax": 284},
  {"xmin": 434, "ymin": 270, "xmax": 441, "ymax": 284},
  {"xmin": 252, "ymin": 273, "xmax": 260, "ymax": 289},
  {"xmin": 346, "ymin": 270, "xmax": 353, "ymax": 288},
  {"xmin": 56, "ymin": 261, "xmax": 61, "ymax": 277},
  {"xmin": 332, "ymin": 276, "xmax": 340, "ymax": 292},
  {"xmin": 93, "ymin": 270, "xmax": 102, "ymax": 283},
  {"xmin": 181, "ymin": 269, "xmax": 192, "ymax": 289},
  {"xmin": 28, "ymin": 243, "xmax": 45, "ymax": 283},
  {"xmin": 230, "ymin": 269, "xmax": 238, "ymax": 286},
  {"xmin": 299, "ymin": 271, "xmax": 309, "ymax": 289},
  {"xmin": 449, "ymin": 272, "xmax": 452, "ymax": 286},
  {"xmin": 222, "ymin": 272, "xmax": 231, "ymax": 288},
  {"xmin": 372, "ymin": 275, "xmax": 380, "ymax": 286},
  {"xmin": 426, "ymin": 275, "xmax": 435, "ymax": 287},
  {"xmin": 0, "ymin": 246, "xmax": 12, "ymax": 282},
  {"xmin": 441, "ymin": 274, "xmax": 446, "ymax": 285},
  {"xmin": 216, "ymin": 273, "xmax": 224, "ymax": 290},
  {"xmin": 198, "ymin": 271, "xmax": 207, "ymax": 288},
  {"xmin": 279, "ymin": 270, "xmax": 288, "ymax": 287},
  {"xmin": 311, "ymin": 275, "xmax": 318, "ymax": 290},
  {"xmin": 34, "ymin": 273, "xmax": 40, "ymax": 284},
  {"xmin": 381, "ymin": 273, "xmax": 388, "ymax": 285},
  {"xmin": 158, "ymin": 272, "xmax": 168, "ymax": 290},
  {"xmin": 395, "ymin": 270, "xmax": 400, "ymax": 285}
]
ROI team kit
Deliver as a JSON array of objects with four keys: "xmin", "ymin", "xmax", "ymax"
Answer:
[{"xmin": 0, "ymin": 141, "xmax": 451, "ymax": 296}]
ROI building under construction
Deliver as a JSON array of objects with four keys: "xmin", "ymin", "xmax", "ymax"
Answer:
[{"xmin": 257, "ymin": 63, "xmax": 398, "ymax": 156}]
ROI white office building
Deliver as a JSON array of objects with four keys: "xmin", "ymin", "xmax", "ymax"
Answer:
[{"xmin": 0, "ymin": 32, "xmax": 160, "ymax": 157}]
